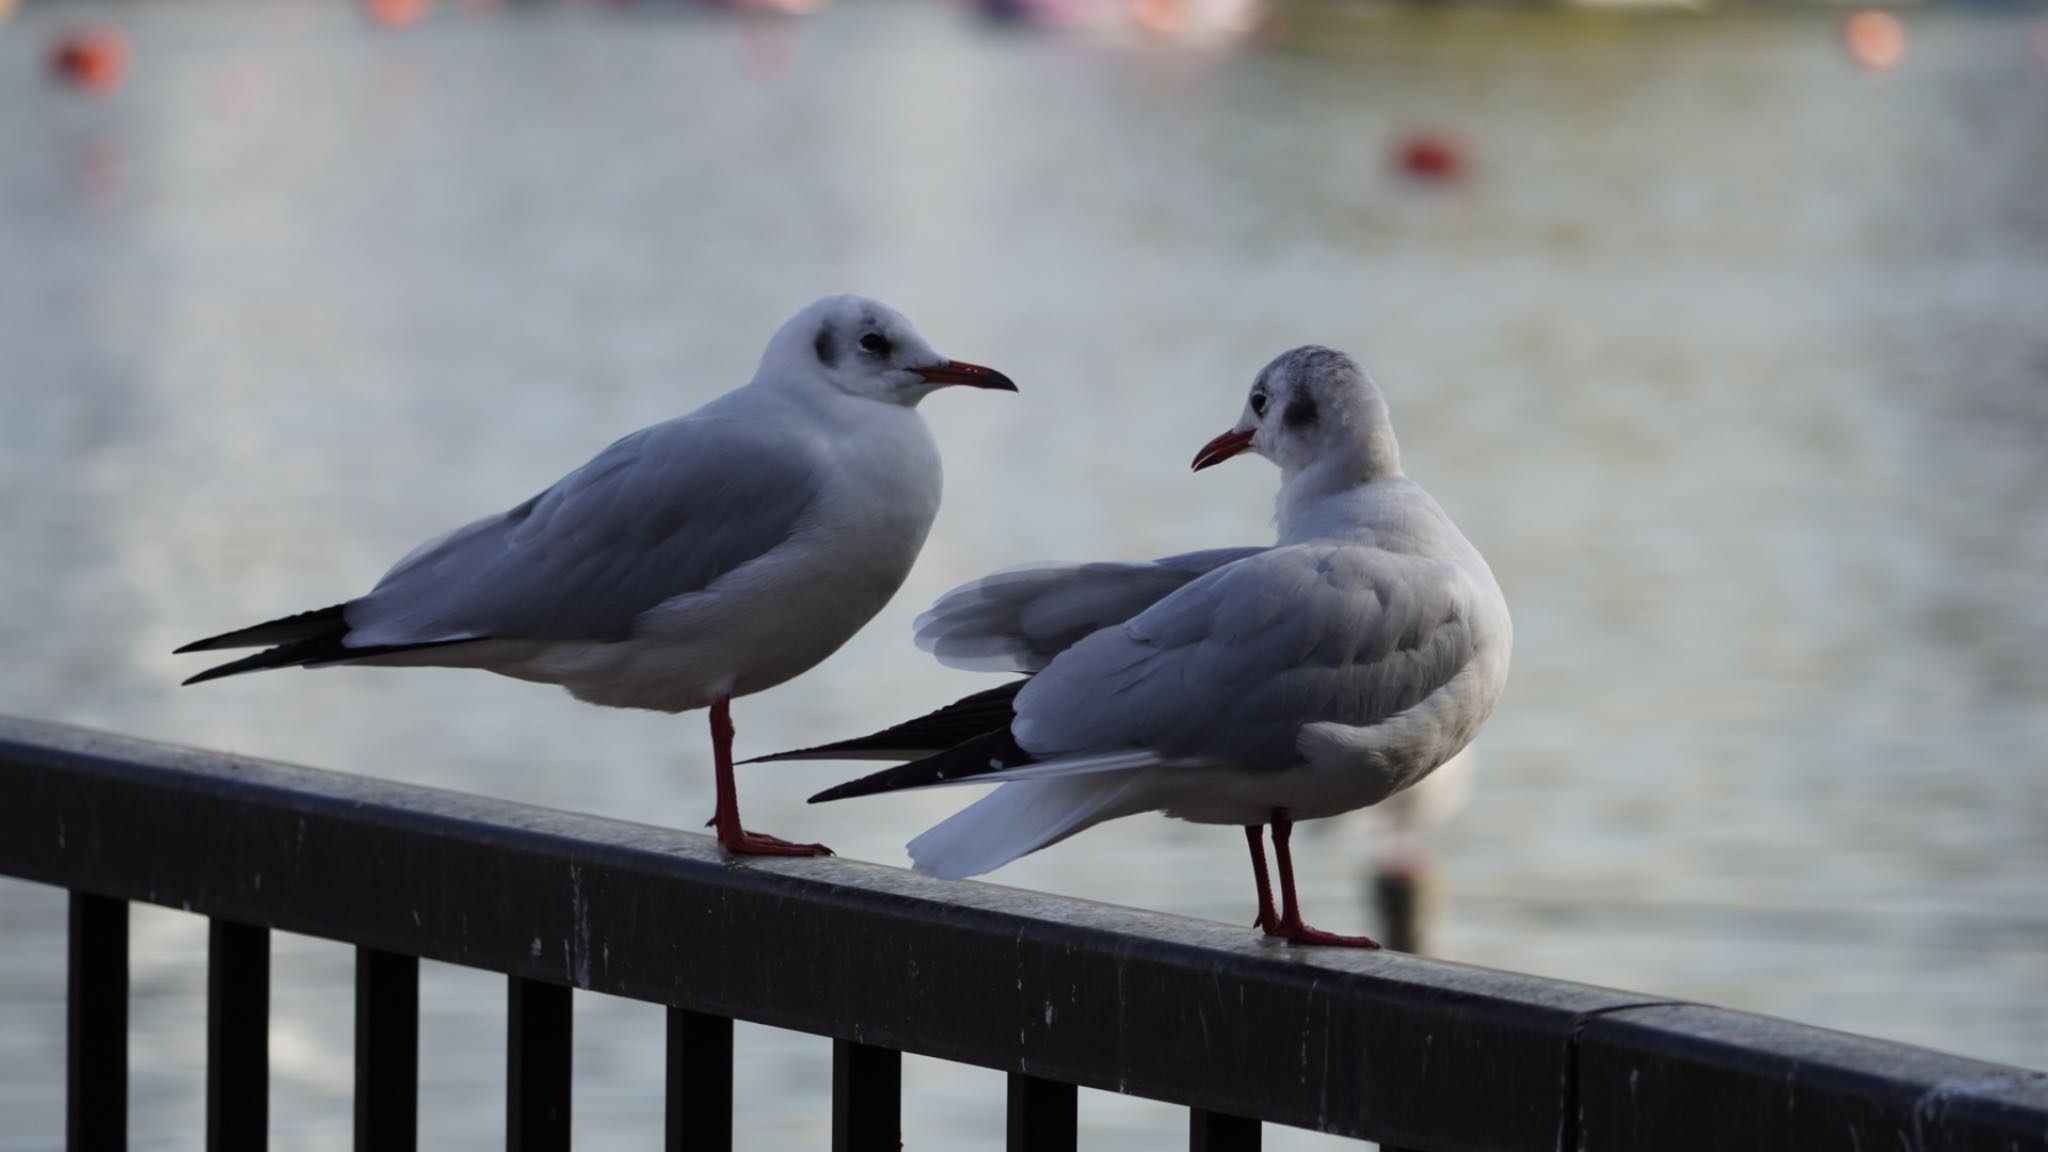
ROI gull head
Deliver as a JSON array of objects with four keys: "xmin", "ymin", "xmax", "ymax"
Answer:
[
  {"xmin": 762, "ymin": 294, "xmax": 1017, "ymax": 407},
  {"xmin": 1191, "ymin": 345, "xmax": 1401, "ymax": 483}
]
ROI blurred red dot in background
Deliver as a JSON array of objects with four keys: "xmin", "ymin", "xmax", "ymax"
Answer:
[
  {"xmin": 1844, "ymin": 10, "xmax": 1906, "ymax": 71},
  {"xmin": 49, "ymin": 27, "xmax": 129, "ymax": 95},
  {"xmin": 366, "ymin": 0, "xmax": 431, "ymax": 28},
  {"xmin": 1396, "ymin": 132, "xmax": 1465, "ymax": 183}
]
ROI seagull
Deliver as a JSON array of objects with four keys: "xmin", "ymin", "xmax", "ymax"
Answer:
[
  {"xmin": 756, "ymin": 346, "xmax": 1509, "ymax": 944},
  {"xmin": 176, "ymin": 294, "xmax": 1017, "ymax": 857}
]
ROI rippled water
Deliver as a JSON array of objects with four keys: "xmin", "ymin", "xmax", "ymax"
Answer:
[{"xmin": 2, "ymin": 0, "xmax": 2046, "ymax": 1147}]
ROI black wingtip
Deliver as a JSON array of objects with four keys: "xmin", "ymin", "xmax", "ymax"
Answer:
[
  {"xmin": 180, "ymin": 651, "xmax": 281, "ymax": 686},
  {"xmin": 176, "ymin": 604, "xmax": 352, "ymax": 654},
  {"xmin": 738, "ymin": 742, "xmax": 865, "ymax": 766},
  {"xmin": 747, "ymin": 680, "xmax": 1028, "ymax": 768},
  {"xmin": 807, "ymin": 728, "xmax": 1035, "ymax": 805},
  {"xmin": 807, "ymin": 780, "xmax": 869, "ymax": 804},
  {"xmin": 178, "ymin": 633, "xmax": 477, "ymax": 686}
]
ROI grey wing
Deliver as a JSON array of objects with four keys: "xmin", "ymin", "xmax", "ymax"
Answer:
[
  {"xmin": 1010, "ymin": 543, "xmax": 1479, "ymax": 769},
  {"xmin": 914, "ymin": 546, "xmax": 1267, "ymax": 673},
  {"xmin": 343, "ymin": 416, "xmax": 819, "ymax": 646}
]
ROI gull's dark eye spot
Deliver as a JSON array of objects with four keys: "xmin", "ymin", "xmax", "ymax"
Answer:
[
  {"xmin": 1249, "ymin": 392, "xmax": 1269, "ymax": 417},
  {"xmin": 1284, "ymin": 394, "xmax": 1318, "ymax": 430},
  {"xmin": 859, "ymin": 332, "xmax": 891, "ymax": 356}
]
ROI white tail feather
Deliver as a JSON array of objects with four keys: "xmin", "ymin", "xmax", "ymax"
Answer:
[{"xmin": 907, "ymin": 775, "xmax": 1154, "ymax": 879}]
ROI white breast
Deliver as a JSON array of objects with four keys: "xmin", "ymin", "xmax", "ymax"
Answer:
[{"xmin": 510, "ymin": 403, "xmax": 943, "ymax": 713}]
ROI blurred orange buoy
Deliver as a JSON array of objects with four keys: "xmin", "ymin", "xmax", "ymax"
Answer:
[
  {"xmin": 365, "ymin": 0, "xmax": 430, "ymax": 28},
  {"xmin": 1843, "ymin": 10, "xmax": 1906, "ymax": 71},
  {"xmin": 49, "ymin": 28, "xmax": 128, "ymax": 95},
  {"xmin": 1396, "ymin": 132, "xmax": 1464, "ymax": 183}
]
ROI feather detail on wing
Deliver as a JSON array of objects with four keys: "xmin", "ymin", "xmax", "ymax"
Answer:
[
  {"xmin": 914, "ymin": 546, "xmax": 1265, "ymax": 673},
  {"xmin": 1009, "ymin": 542, "xmax": 1481, "ymax": 771},
  {"xmin": 344, "ymin": 414, "xmax": 820, "ymax": 647}
]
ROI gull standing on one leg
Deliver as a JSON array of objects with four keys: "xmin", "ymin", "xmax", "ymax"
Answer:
[
  {"xmin": 762, "ymin": 345, "xmax": 1508, "ymax": 940},
  {"xmin": 177, "ymin": 294, "xmax": 1017, "ymax": 857}
]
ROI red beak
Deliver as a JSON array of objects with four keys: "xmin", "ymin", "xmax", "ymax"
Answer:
[
  {"xmin": 915, "ymin": 360, "xmax": 1018, "ymax": 392},
  {"xmin": 1191, "ymin": 427, "xmax": 1256, "ymax": 471}
]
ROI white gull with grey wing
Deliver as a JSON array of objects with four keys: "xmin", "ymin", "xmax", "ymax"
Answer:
[
  {"xmin": 785, "ymin": 345, "xmax": 1510, "ymax": 945},
  {"xmin": 177, "ymin": 294, "xmax": 1017, "ymax": 856}
]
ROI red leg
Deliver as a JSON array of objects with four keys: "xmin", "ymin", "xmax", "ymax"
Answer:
[
  {"xmin": 1271, "ymin": 813, "xmax": 1380, "ymax": 949},
  {"xmin": 707, "ymin": 696, "xmax": 831, "ymax": 857},
  {"xmin": 1244, "ymin": 825, "xmax": 1279, "ymax": 932}
]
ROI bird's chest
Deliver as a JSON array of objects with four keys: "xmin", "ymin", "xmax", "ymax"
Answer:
[
  {"xmin": 801, "ymin": 430, "xmax": 943, "ymax": 593},
  {"xmin": 627, "ymin": 427, "xmax": 941, "ymax": 698}
]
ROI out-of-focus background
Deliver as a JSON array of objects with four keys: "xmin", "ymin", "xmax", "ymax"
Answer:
[{"xmin": 2, "ymin": 0, "xmax": 2046, "ymax": 1145}]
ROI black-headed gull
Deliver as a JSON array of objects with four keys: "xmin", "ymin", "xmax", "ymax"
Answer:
[
  {"xmin": 177, "ymin": 294, "xmax": 1016, "ymax": 857},
  {"xmin": 761, "ymin": 346, "xmax": 1509, "ymax": 943}
]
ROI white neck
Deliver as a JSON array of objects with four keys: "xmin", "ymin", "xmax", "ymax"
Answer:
[{"xmin": 1275, "ymin": 423, "xmax": 1401, "ymax": 538}]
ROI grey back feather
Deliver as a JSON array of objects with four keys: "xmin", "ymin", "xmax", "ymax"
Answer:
[
  {"xmin": 1011, "ymin": 543, "xmax": 1479, "ymax": 769},
  {"xmin": 345, "ymin": 415, "xmax": 820, "ymax": 646},
  {"xmin": 914, "ymin": 547, "xmax": 1266, "ymax": 673}
]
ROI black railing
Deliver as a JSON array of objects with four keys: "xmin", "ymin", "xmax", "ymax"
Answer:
[{"xmin": 3, "ymin": 714, "xmax": 2045, "ymax": 1152}]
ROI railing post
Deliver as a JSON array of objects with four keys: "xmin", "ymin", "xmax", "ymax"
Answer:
[
  {"xmin": 67, "ymin": 892, "xmax": 128, "ymax": 1152},
  {"xmin": 354, "ymin": 948, "xmax": 418, "ymax": 1152},
  {"xmin": 506, "ymin": 978, "xmax": 571, "ymax": 1152},
  {"xmin": 207, "ymin": 918, "xmax": 269, "ymax": 1152},
  {"xmin": 1006, "ymin": 1073, "xmax": 1076, "ymax": 1152},
  {"xmin": 665, "ymin": 1009, "xmax": 733, "ymax": 1152},
  {"xmin": 1189, "ymin": 1108, "xmax": 1259, "ymax": 1152},
  {"xmin": 831, "ymin": 1040, "xmax": 900, "ymax": 1152}
]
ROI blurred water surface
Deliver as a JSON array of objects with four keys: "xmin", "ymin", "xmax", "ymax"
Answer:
[{"xmin": 2, "ymin": 0, "xmax": 2046, "ymax": 1147}]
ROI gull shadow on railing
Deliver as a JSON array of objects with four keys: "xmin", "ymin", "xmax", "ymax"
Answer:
[{"xmin": 2, "ymin": 715, "xmax": 2044, "ymax": 1152}]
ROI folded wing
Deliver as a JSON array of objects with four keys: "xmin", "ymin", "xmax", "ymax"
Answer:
[
  {"xmin": 914, "ymin": 546, "xmax": 1265, "ymax": 673},
  {"xmin": 816, "ymin": 542, "xmax": 1481, "ymax": 801},
  {"xmin": 179, "ymin": 415, "xmax": 820, "ymax": 682},
  {"xmin": 1016, "ymin": 542, "xmax": 1479, "ymax": 767}
]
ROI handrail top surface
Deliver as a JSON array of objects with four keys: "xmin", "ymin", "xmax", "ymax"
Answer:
[
  {"xmin": 5, "ymin": 712, "xmax": 2044, "ymax": 1151},
  {"xmin": 0, "ymin": 713, "xmax": 1632, "ymax": 1003}
]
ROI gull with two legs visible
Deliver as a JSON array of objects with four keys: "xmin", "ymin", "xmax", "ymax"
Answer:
[{"xmin": 761, "ymin": 346, "xmax": 1510, "ymax": 944}]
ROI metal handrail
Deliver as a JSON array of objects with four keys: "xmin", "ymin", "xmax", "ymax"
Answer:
[{"xmin": 3, "ymin": 715, "xmax": 2044, "ymax": 1151}]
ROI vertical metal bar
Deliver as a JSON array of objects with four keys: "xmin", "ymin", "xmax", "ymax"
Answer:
[
  {"xmin": 1006, "ymin": 1073, "xmax": 1076, "ymax": 1152},
  {"xmin": 1189, "ymin": 1108, "xmax": 1260, "ymax": 1152},
  {"xmin": 67, "ymin": 892, "xmax": 128, "ymax": 1152},
  {"xmin": 207, "ymin": 918, "xmax": 269, "ymax": 1152},
  {"xmin": 831, "ymin": 1040, "xmax": 900, "ymax": 1152},
  {"xmin": 664, "ymin": 1009, "xmax": 732, "ymax": 1152},
  {"xmin": 354, "ymin": 948, "xmax": 418, "ymax": 1152},
  {"xmin": 506, "ymin": 977, "xmax": 571, "ymax": 1152}
]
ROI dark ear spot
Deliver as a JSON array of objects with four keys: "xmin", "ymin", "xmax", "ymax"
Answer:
[
  {"xmin": 813, "ymin": 326, "xmax": 837, "ymax": 368},
  {"xmin": 1284, "ymin": 395, "xmax": 1318, "ymax": 430}
]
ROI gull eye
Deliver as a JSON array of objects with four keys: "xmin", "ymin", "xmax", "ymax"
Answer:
[
  {"xmin": 1250, "ymin": 391, "xmax": 1269, "ymax": 417},
  {"xmin": 859, "ymin": 332, "xmax": 891, "ymax": 355}
]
